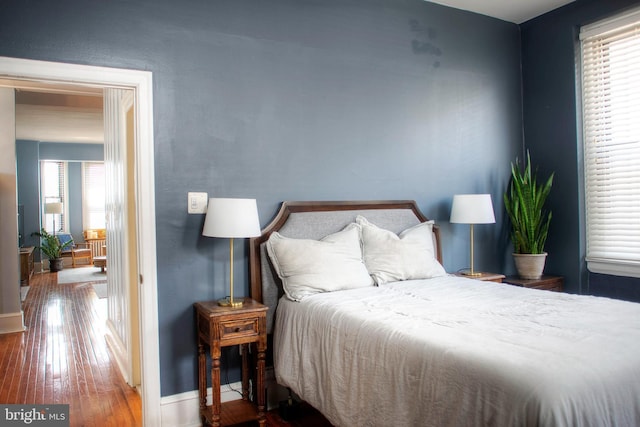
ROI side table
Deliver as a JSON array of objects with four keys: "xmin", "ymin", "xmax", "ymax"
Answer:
[
  {"xmin": 19, "ymin": 246, "xmax": 35, "ymax": 286},
  {"xmin": 194, "ymin": 298, "xmax": 268, "ymax": 427},
  {"xmin": 503, "ymin": 275, "xmax": 564, "ymax": 292},
  {"xmin": 93, "ymin": 256, "xmax": 107, "ymax": 272}
]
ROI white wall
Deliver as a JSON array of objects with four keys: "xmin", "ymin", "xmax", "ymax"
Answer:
[{"xmin": 0, "ymin": 87, "xmax": 24, "ymax": 333}]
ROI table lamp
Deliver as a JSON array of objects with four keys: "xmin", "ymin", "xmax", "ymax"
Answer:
[
  {"xmin": 450, "ymin": 194, "xmax": 495, "ymax": 276},
  {"xmin": 45, "ymin": 202, "xmax": 63, "ymax": 236},
  {"xmin": 202, "ymin": 198, "xmax": 261, "ymax": 307}
]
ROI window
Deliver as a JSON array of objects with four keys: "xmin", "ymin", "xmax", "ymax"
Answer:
[
  {"xmin": 82, "ymin": 162, "xmax": 106, "ymax": 230},
  {"xmin": 580, "ymin": 8, "xmax": 640, "ymax": 278},
  {"xmin": 41, "ymin": 160, "xmax": 67, "ymax": 234}
]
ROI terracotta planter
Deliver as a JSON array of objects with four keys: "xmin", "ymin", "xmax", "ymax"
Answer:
[{"xmin": 513, "ymin": 253, "xmax": 547, "ymax": 280}]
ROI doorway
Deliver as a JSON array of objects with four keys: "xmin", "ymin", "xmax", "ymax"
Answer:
[{"xmin": 0, "ymin": 56, "xmax": 160, "ymax": 427}]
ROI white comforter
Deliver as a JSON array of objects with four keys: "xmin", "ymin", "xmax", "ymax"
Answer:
[{"xmin": 274, "ymin": 275, "xmax": 640, "ymax": 427}]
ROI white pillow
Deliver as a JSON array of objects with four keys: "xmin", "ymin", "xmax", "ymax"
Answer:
[
  {"xmin": 266, "ymin": 223, "xmax": 373, "ymax": 301},
  {"xmin": 356, "ymin": 215, "xmax": 446, "ymax": 285}
]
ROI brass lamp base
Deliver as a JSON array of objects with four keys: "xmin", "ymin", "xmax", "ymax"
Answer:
[
  {"xmin": 217, "ymin": 297, "xmax": 244, "ymax": 308},
  {"xmin": 460, "ymin": 270, "xmax": 482, "ymax": 277},
  {"xmin": 217, "ymin": 238, "xmax": 244, "ymax": 308}
]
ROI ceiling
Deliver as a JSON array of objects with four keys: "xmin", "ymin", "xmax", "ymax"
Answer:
[
  {"xmin": 0, "ymin": 79, "xmax": 104, "ymax": 144},
  {"xmin": 428, "ymin": 0, "xmax": 575, "ymax": 24}
]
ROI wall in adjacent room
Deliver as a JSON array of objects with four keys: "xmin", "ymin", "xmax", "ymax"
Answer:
[
  {"xmin": 16, "ymin": 140, "xmax": 40, "ymax": 250},
  {"xmin": 520, "ymin": 0, "xmax": 640, "ymax": 301},
  {"xmin": 16, "ymin": 141, "xmax": 104, "ymax": 256},
  {"xmin": 1, "ymin": 0, "xmax": 522, "ymax": 396}
]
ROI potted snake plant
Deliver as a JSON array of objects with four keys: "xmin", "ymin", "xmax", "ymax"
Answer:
[
  {"xmin": 503, "ymin": 151, "xmax": 554, "ymax": 279},
  {"xmin": 32, "ymin": 228, "xmax": 73, "ymax": 272}
]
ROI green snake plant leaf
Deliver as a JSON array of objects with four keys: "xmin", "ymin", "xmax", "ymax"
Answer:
[{"xmin": 503, "ymin": 152, "xmax": 554, "ymax": 254}]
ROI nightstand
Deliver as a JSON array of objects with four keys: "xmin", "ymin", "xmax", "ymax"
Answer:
[
  {"xmin": 194, "ymin": 298, "xmax": 268, "ymax": 427},
  {"xmin": 503, "ymin": 275, "xmax": 564, "ymax": 292},
  {"xmin": 453, "ymin": 272, "xmax": 506, "ymax": 283}
]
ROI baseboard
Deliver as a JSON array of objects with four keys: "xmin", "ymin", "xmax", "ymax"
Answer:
[
  {"xmin": 105, "ymin": 319, "xmax": 131, "ymax": 384},
  {"xmin": 160, "ymin": 368, "xmax": 281, "ymax": 426},
  {"xmin": 160, "ymin": 381, "xmax": 244, "ymax": 426},
  {"xmin": 0, "ymin": 310, "xmax": 26, "ymax": 334}
]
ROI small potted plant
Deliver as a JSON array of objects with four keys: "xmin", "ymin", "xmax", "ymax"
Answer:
[
  {"xmin": 32, "ymin": 228, "xmax": 73, "ymax": 272},
  {"xmin": 503, "ymin": 151, "xmax": 554, "ymax": 279}
]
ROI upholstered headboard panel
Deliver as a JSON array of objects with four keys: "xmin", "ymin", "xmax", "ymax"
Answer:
[{"xmin": 248, "ymin": 200, "xmax": 442, "ymax": 333}]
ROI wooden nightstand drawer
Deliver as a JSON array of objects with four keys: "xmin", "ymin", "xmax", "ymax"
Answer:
[{"xmin": 219, "ymin": 317, "xmax": 260, "ymax": 341}]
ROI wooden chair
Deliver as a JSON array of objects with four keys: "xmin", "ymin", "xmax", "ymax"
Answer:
[{"xmin": 58, "ymin": 234, "xmax": 94, "ymax": 268}]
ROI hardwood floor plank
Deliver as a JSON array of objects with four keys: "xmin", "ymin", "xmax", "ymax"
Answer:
[{"xmin": 0, "ymin": 270, "xmax": 141, "ymax": 426}]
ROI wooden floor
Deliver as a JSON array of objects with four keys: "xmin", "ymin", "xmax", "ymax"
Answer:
[
  {"xmin": 0, "ymin": 269, "xmax": 334, "ymax": 427},
  {"xmin": 0, "ymin": 270, "xmax": 142, "ymax": 426}
]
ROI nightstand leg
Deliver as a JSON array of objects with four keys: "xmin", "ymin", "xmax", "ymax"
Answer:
[
  {"xmin": 241, "ymin": 343, "xmax": 250, "ymax": 401},
  {"xmin": 257, "ymin": 345, "xmax": 266, "ymax": 425},
  {"xmin": 211, "ymin": 352, "xmax": 221, "ymax": 427},
  {"xmin": 197, "ymin": 342, "xmax": 206, "ymax": 423}
]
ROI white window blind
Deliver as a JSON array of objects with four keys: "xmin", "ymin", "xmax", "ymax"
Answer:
[
  {"xmin": 82, "ymin": 161, "xmax": 106, "ymax": 230},
  {"xmin": 580, "ymin": 8, "xmax": 640, "ymax": 278},
  {"xmin": 41, "ymin": 160, "xmax": 67, "ymax": 233}
]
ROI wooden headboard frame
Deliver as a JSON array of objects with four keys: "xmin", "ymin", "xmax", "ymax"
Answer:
[{"xmin": 248, "ymin": 200, "xmax": 443, "ymax": 306}]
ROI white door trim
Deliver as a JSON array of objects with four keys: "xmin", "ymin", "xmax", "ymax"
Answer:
[{"xmin": 0, "ymin": 56, "xmax": 160, "ymax": 427}]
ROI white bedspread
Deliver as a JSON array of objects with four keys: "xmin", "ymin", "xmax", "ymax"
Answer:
[{"xmin": 274, "ymin": 275, "xmax": 640, "ymax": 427}]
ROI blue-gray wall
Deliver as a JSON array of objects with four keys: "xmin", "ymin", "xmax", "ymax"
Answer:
[
  {"xmin": 520, "ymin": 0, "xmax": 640, "ymax": 301},
  {"xmin": 2, "ymin": 0, "xmax": 522, "ymax": 396},
  {"xmin": 16, "ymin": 141, "xmax": 104, "ymax": 258},
  {"xmin": 16, "ymin": 141, "xmax": 40, "ymax": 250}
]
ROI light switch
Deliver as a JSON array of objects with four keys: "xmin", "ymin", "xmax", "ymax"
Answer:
[{"xmin": 188, "ymin": 192, "xmax": 208, "ymax": 214}]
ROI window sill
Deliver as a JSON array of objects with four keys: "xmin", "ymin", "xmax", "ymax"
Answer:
[{"xmin": 587, "ymin": 258, "xmax": 640, "ymax": 279}]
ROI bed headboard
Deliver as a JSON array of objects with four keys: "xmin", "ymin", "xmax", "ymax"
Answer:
[{"xmin": 248, "ymin": 200, "xmax": 442, "ymax": 333}]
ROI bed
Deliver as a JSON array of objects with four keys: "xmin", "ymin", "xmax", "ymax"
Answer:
[{"xmin": 248, "ymin": 200, "xmax": 640, "ymax": 427}]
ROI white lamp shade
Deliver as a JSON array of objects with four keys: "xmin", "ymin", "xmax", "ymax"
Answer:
[
  {"xmin": 450, "ymin": 194, "xmax": 495, "ymax": 224},
  {"xmin": 202, "ymin": 198, "xmax": 261, "ymax": 238},
  {"xmin": 45, "ymin": 202, "xmax": 63, "ymax": 214}
]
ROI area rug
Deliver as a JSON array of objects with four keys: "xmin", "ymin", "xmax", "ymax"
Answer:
[
  {"xmin": 91, "ymin": 283, "xmax": 108, "ymax": 299},
  {"xmin": 75, "ymin": 282, "xmax": 108, "ymax": 299},
  {"xmin": 58, "ymin": 267, "xmax": 107, "ymax": 284}
]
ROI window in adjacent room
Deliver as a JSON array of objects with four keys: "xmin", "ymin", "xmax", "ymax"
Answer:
[
  {"xmin": 580, "ymin": 7, "xmax": 640, "ymax": 277},
  {"xmin": 82, "ymin": 161, "xmax": 106, "ymax": 230},
  {"xmin": 41, "ymin": 160, "xmax": 67, "ymax": 234}
]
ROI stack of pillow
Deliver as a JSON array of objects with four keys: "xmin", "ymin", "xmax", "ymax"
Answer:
[{"xmin": 266, "ymin": 215, "xmax": 446, "ymax": 301}]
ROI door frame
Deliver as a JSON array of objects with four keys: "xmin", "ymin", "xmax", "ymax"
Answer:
[{"xmin": 0, "ymin": 56, "xmax": 160, "ymax": 426}]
